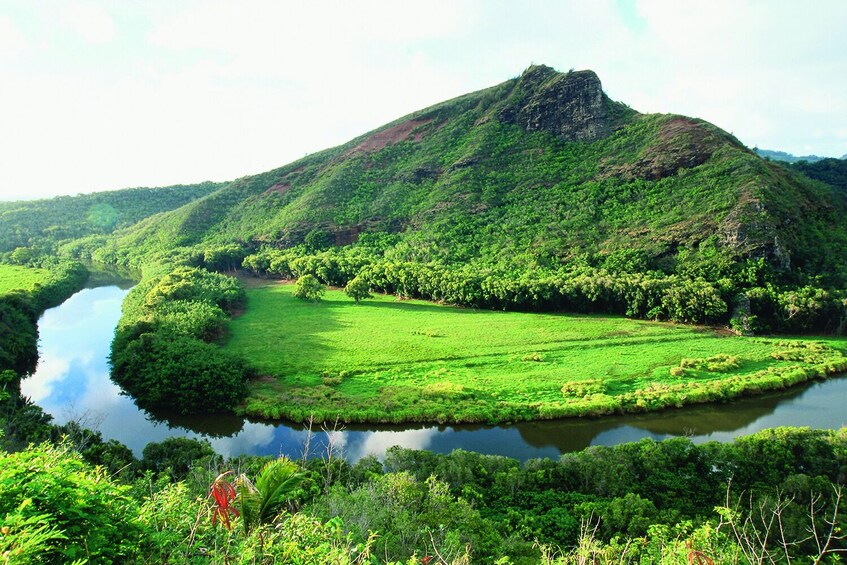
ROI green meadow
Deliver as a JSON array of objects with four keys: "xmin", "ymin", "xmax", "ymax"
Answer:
[
  {"xmin": 227, "ymin": 282, "xmax": 847, "ymax": 424},
  {"xmin": 0, "ymin": 264, "xmax": 50, "ymax": 295}
]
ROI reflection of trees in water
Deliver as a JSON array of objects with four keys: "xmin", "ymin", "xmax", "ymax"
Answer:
[
  {"xmin": 513, "ymin": 383, "xmax": 813, "ymax": 453},
  {"xmin": 83, "ymin": 265, "xmax": 138, "ymax": 290},
  {"xmin": 140, "ymin": 405, "xmax": 246, "ymax": 437}
]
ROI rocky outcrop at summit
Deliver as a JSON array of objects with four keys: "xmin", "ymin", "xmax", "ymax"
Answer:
[{"xmin": 498, "ymin": 65, "xmax": 625, "ymax": 142}]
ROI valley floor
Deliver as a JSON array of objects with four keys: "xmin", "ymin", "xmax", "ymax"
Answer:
[{"xmin": 226, "ymin": 281, "xmax": 847, "ymax": 424}]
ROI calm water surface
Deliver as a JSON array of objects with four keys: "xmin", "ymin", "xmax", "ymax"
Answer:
[{"xmin": 22, "ymin": 283, "xmax": 847, "ymax": 461}]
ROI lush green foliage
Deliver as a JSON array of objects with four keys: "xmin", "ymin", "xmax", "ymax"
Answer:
[
  {"xmin": 110, "ymin": 266, "xmax": 249, "ymax": 414},
  {"xmin": 2, "ymin": 397, "xmax": 846, "ymax": 564},
  {"xmin": 0, "ymin": 292, "xmax": 39, "ymax": 377},
  {"xmin": 294, "ymin": 273, "xmax": 326, "ymax": 302},
  {"xmin": 141, "ymin": 437, "xmax": 218, "ymax": 481},
  {"xmin": 362, "ymin": 428, "xmax": 847, "ymax": 563},
  {"xmin": 231, "ymin": 457, "xmax": 306, "ymax": 534},
  {"xmin": 228, "ymin": 282, "xmax": 847, "ymax": 424},
  {"xmin": 0, "ymin": 442, "xmax": 144, "ymax": 563},
  {"xmin": 789, "ymin": 156, "xmax": 847, "ymax": 192},
  {"xmin": 240, "ymin": 245, "xmax": 847, "ymax": 333},
  {"xmin": 0, "ymin": 265, "xmax": 49, "ymax": 295},
  {"xmin": 315, "ymin": 472, "xmax": 504, "ymax": 562},
  {"xmin": 0, "ymin": 261, "xmax": 87, "ymax": 385},
  {"xmin": 345, "ymin": 274, "xmax": 373, "ymax": 303}
]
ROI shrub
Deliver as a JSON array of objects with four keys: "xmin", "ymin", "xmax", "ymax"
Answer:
[
  {"xmin": 294, "ymin": 274, "xmax": 326, "ymax": 302},
  {"xmin": 344, "ymin": 275, "xmax": 372, "ymax": 304},
  {"xmin": 0, "ymin": 442, "xmax": 144, "ymax": 563},
  {"xmin": 141, "ymin": 437, "xmax": 217, "ymax": 481},
  {"xmin": 111, "ymin": 332, "xmax": 247, "ymax": 414}
]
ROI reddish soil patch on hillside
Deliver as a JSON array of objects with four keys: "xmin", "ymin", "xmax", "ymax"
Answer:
[
  {"xmin": 659, "ymin": 117, "xmax": 701, "ymax": 141},
  {"xmin": 264, "ymin": 182, "xmax": 291, "ymax": 196},
  {"xmin": 600, "ymin": 117, "xmax": 720, "ymax": 181},
  {"xmin": 348, "ymin": 118, "xmax": 434, "ymax": 156},
  {"xmin": 263, "ymin": 165, "xmax": 306, "ymax": 196}
]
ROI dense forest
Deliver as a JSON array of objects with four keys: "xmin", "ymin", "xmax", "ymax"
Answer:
[{"xmin": 787, "ymin": 158, "xmax": 847, "ymax": 193}]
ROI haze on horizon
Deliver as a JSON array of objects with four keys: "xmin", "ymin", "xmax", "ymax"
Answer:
[{"xmin": 1, "ymin": 0, "xmax": 845, "ymax": 202}]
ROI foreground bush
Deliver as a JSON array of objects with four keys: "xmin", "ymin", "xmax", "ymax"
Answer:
[{"xmin": 0, "ymin": 442, "xmax": 144, "ymax": 563}]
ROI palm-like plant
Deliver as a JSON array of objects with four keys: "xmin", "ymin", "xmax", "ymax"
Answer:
[{"xmin": 234, "ymin": 457, "xmax": 305, "ymax": 534}]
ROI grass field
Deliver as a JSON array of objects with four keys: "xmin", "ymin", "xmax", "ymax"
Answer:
[
  {"xmin": 227, "ymin": 282, "xmax": 847, "ymax": 424},
  {"xmin": 0, "ymin": 264, "xmax": 50, "ymax": 295}
]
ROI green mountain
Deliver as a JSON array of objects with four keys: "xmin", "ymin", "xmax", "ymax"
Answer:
[
  {"xmin": 93, "ymin": 66, "xmax": 846, "ymax": 278},
  {"xmin": 0, "ymin": 182, "xmax": 222, "ymax": 256}
]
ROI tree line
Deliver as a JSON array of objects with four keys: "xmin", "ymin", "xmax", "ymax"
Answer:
[{"xmin": 239, "ymin": 245, "xmax": 847, "ymax": 333}]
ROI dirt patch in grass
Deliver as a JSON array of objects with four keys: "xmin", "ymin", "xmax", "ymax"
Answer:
[
  {"xmin": 264, "ymin": 182, "xmax": 291, "ymax": 196},
  {"xmin": 251, "ymin": 375, "xmax": 278, "ymax": 384}
]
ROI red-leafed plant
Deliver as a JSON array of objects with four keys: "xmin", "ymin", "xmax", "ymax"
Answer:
[{"xmin": 209, "ymin": 471, "xmax": 240, "ymax": 530}]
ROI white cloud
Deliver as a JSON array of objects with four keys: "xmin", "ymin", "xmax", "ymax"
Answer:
[
  {"xmin": 0, "ymin": 15, "xmax": 28, "ymax": 59},
  {"xmin": 19, "ymin": 357, "xmax": 70, "ymax": 403},
  {"xmin": 64, "ymin": 2, "xmax": 116, "ymax": 44},
  {"xmin": 210, "ymin": 422, "xmax": 279, "ymax": 459},
  {"xmin": 347, "ymin": 427, "xmax": 440, "ymax": 461}
]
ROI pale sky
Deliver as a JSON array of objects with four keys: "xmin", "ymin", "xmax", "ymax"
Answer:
[{"xmin": 1, "ymin": 0, "xmax": 845, "ymax": 202}]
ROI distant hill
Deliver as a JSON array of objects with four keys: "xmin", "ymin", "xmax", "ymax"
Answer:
[
  {"xmin": 754, "ymin": 148, "xmax": 829, "ymax": 163},
  {"xmin": 0, "ymin": 183, "xmax": 222, "ymax": 254},
  {"xmin": 789, "ymin": 158, "xmax": 847, "ymax": 193}
]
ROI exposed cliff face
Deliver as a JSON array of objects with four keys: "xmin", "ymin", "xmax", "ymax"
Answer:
[
  {"xmin": 720, "ymin": 191, "xmax": 791, "ymax": 269},
  {"xmin": 498, "ymin": 65, "xmax": 626, "ymax": 142}
]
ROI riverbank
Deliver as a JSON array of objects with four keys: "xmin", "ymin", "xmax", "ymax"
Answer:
[
  {"xmin": 227, "ymin": 281, "xmax": 847, "ymax": 425},
  {"xmin": 0, "ymin": 260, "xmax": 88, "ymax": 450}
]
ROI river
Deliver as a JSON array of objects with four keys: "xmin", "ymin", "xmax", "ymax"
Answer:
[{"xmin": 21, "ymin": 282, "xmax": 847, "ymax": 461}]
